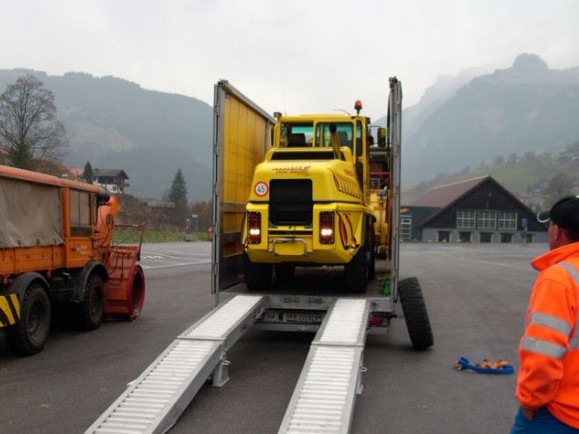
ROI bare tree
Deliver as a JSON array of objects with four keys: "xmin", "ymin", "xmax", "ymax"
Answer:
[{"xmin": 0, "ymin": 74, "xmax": 67, "ymax": 169}]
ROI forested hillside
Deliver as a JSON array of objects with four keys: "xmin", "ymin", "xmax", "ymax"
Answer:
[{"xmin": 0, "ymin": 70, "xmax": 213, "ymax": 201}]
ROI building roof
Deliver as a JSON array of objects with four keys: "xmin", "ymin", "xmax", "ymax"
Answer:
[
  {"xmin": 94, "ymin": 169, "xmax": 129, "ymax": 179},
  {"xmin": 69, "ymin": 168, "xmax": 129, "ymax": 180},
  {"xmin": 409, "ymin": 176, "xmax": 489, "ymax": 208},
  {"xmin": 409, "ymin": 175, "xmax": 544, "ymax": 232},
  {"xmin": 140, "ymin": 198, "xmax": 175, "ymax": 208}
]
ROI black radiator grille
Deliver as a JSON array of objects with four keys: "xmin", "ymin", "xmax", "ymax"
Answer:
[{"xmin": 269, "ymin": 179, "xmax": 313, "ymax": 225}]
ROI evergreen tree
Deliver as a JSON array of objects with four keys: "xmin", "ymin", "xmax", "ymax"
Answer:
[
  {"xmin": 168, "ymin": 168, "xmax": 189, "ymax": 227},
  {"xmin": 82, "ymin": 161, "xmax": 94, "ymax": 184}
]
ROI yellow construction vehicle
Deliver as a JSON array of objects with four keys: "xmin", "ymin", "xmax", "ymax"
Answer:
[{"xmin": 239, "ymin": 78, "xmax": 401, "ymax": 293}]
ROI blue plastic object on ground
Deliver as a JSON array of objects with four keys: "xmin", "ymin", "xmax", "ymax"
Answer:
[{"xmin": 454, "ymin": 357, "xmax": 514, "ymax": 375}]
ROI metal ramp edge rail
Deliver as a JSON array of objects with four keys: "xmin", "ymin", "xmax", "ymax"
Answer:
[
  {"xmin": 278, "ymin": 298, "xmax": 371, "ymax": 434},
  {"xmin": 85, "ymin": 294, "xmax": 269, "ymax": 434}
]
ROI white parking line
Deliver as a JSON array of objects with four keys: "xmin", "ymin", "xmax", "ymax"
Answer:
[{"xmin": 141, "ymin": 259, "xmax": 211, "ymax": 270}]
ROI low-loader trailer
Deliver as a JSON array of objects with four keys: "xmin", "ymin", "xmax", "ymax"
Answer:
[{"xmin": 86, "ymin": 78, "xmax": 433, "ymax": 434}]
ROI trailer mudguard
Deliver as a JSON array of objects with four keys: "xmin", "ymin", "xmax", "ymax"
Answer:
[{"xmin": 71, "ymin": 260, "xmax": 108, "ymax": 304}]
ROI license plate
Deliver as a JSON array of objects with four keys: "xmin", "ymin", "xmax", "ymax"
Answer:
[
  {"xmin": 284, "ymin": 312, "xmax": 324, "ymax": 324},
  {"xmin": 272, "ymin": 239, "xmax": 307, "ymax": 256}
]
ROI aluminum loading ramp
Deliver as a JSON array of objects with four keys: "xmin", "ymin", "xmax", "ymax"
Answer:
[
  {"xmin": 85, "ymin": 295, "xmax": 268, "ymax": 434},
  {"xmin": 278, "ymin": 298, "xmax": 371, "ymax": 434}
]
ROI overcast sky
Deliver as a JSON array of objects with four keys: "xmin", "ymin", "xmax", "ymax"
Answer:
[{"xmin": 2, "ymin": 0, "xmax": 579, "ymax": 120}]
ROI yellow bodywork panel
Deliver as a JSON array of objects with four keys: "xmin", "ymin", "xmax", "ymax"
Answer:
[
  {"xmin": 245, "ymin": 201, "xmax": 367, "ymax": 265},
  {"xmin": 221, "ymin": 93, "xmax": 272, "ymax": 257}
]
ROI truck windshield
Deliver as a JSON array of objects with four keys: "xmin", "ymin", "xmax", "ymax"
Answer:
[
  {"xmin": 281, "ymin": 122, "xmax": 359, "ymax": 153},
  {"xmin": 315, "ymin": 123, "xmax": 354, "ymax": 150},
  {"xmin": 281, "ymin": 123, "xmax": 313, "ymax": 147}
]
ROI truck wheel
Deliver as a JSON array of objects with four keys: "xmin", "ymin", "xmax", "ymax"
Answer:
[
  {"xmin": 5, "ymin": 283, "xmax": 51, "ymax": 356},
  {"xmin": 243, "ymin": 254, "xmax": 273, "ymax": 292},
  {"xmin": 368, "ymin": 251, "xmax": 376, "ymax": 281},
  {"xmin": 398, "ymin": 277, "xmax": 434, "ymax": 350},
  {"xmin": 77, "ymin": 274, "xmax": 105, "ymax": 331},
  {"xmin": 275, "ymin": 264, "xmax": 295, "ymax": 284},
  {"xmin": 368, "ymin": 228, "xmax": 376, "ymax": 281},
  {"xmin": 344, "ymin": 246, "xmax": 368, "ymax": 294}
]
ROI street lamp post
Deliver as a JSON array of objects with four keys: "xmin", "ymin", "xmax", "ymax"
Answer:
[{"xmin": 191, "ymin": 214, "xmax": 199, "ymax": 237}]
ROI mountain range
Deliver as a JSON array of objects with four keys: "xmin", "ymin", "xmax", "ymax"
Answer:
[
  {"xmin": 400, "ymin": 53, "xmax": 579, "ymax": 184},
  {"xmin": 1, "ymin": 53, "xmax": 578, "ymax": 200}
]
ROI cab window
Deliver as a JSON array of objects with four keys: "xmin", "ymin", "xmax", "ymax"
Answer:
[
  {"xmin": 355, "ymin": 120, "xmax": 364, "ymax": 156},
  {"xmin": 70, "ymin": 190, "xmax": 93, "ymax": 236},
  {"xmin": 314, "ymin": 122, "xmax": 354, "ymax": 151},
  {"xmin": 281, "ymin": 123, "xmax": 313, "ymax": 147}
]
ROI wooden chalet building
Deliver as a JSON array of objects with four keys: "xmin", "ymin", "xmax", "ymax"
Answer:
[
  {"xmin": 93, "ymin": 169, "xmax": 129, "ymax": 194},
  {"xmin": 401, "ymin": 176, "xmax": 547, "ymax": 244},
  {"xmin": 69, "ymin": 167, "xmax": 130, "ymax": 194}
]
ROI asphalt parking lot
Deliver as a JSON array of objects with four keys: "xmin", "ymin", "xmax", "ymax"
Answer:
[{"xmin": 1, "ymin": 241, "xmax": 547, "ymax": 433}]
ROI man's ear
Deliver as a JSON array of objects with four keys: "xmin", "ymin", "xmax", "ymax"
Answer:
[{"xmin": 553, "ymin": 224, "xmax": 565, "ymax": 243}]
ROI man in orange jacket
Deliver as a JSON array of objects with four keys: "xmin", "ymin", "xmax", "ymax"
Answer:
[{"xmin": 511, "ymin": 195, "xmax": 579, "ymax": 433}]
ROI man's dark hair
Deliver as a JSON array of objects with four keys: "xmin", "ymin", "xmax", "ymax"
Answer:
[{"xmin": 562, "ymin": 227, "xmax": 579, "ymax": 243}]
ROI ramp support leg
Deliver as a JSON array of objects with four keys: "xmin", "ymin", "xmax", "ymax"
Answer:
[
  {"xmin": 357, "ymin": 366, "xmax": 367, "ymax": 394},
  {"xmin": 212, "ymin": 353, "xmax": 231, "ymax": 387}
]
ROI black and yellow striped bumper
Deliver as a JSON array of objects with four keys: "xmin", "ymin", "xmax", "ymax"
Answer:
[{"xmin": 0, "ymin": 294, "xmax": 21, "ymax": 327}]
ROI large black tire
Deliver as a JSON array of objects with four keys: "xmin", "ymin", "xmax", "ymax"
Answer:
[
  {"xmin": 368, "ymin": 228, "xmax": 376, "ymax": 281},
  {"xmin": 344, "ymin": 246, "xmax": 369, "ymax": 294},
  {"xmin": 243, "ymin": 254, "xmax": 273, "ymax": 292},
  {"xmin": 77, "ymin": 274, "xmax": 105, "ymax": 331},
  {"xmin": 398, "ymin": 277, "xmax": 434, "ymax": 350},
  {"xmin": 5, "ymin": 283, "xmax": 51, "ymax": 356}
]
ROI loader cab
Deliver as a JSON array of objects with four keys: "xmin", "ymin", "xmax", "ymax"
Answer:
[{"xmin": 276, "ymin": 117, "xmax": 367, "ymax": 160}]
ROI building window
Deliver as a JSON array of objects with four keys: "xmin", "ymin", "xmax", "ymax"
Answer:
[
  {"xmin": 498, "ymin": 211, "xmax": 517, "ymax": 230},
  {"xmin": 500, "ymin": 233, "xmax": 513, "ymax": 243},
  {"xmin": 480, "ymin": 232, "xmax": 493, "ymax": 243},
  {"xmin": 459, "ymin": 231, "xmax": 472, "ymax": 242},
  {"xmin": 457, "ymin": 210, "xmax": 475, "ymax": 229},
  {"xmin": 438, "ymin": 231, "xmax": 450, "ymax": 242},
  {"xmin": 477, "ymin": 210, "xmax": 496, "ymax": 229},
  {"xmin": 400, "ymin": 216, "xmax": 412, "ymax": 241}
]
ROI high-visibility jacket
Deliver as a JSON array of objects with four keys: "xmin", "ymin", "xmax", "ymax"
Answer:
[{"xmin": 515, "ymin": 241, "xmax": 579, "ymax": 429}]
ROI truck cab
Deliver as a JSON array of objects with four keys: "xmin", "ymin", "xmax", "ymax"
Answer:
[{"xmin": 0, "ymin": 166, "xmax": 145, "ymax": 355}]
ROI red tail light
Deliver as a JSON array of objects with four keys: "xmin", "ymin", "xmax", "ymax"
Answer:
[
  {"xmin": 368, "ymin": 314, "xmax": 387, "ymax": 327},
  {"xmin": 319, "ymin": 211, "xmax": 334, "ymax": 244},
  {"xmin": 247, "ymin": 212, "xmax": 261, "ymax": 244}
]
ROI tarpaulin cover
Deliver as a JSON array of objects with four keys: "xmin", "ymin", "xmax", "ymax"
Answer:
[{"xmin": 0, "ymin": 178, "xmax": 64, "ymax": 248}]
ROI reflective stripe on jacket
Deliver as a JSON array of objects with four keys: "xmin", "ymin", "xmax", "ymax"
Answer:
[{"xmin": 515, "ymin": 242, "xmax": 579, "ymax": 429}]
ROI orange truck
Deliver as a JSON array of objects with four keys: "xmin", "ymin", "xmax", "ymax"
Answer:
[{"xmin": 0, "ymin": 165, "xmax": 145, "ymax": 356}]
